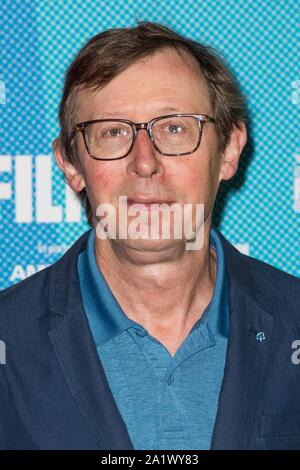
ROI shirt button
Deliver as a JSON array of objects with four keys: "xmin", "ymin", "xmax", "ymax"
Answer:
[
  {"xmin": 134, "ymin": 329, "xmax": 147, "ymax": 337},
  {"xmin": 167, "ymin": 374, "xmax": 174, "ymax": 385}
]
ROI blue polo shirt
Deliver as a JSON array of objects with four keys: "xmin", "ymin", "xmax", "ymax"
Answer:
[{"xmin": 78, "ymin": 226, "xmax": 229, "ymax": 450}]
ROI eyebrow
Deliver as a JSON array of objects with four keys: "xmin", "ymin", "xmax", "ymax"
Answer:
[{"xmin": 91, "ymin": 106, "xmax": 186, "ymax": 119}]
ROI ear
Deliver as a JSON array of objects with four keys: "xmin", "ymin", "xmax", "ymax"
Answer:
[
  {"xmin": 218, "ymin": 123, "xmax": 247, "ymax": 182},
  {"xmin": 52, "ymin": 137, "xmax": 86, "ymax": 192}
]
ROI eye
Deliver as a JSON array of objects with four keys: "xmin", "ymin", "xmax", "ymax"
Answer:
[
  {"xmin": 168, "ymin": 124, "xmax": 183, "ymax": 134},
  {"xmin": 156, "ymin": 119, "xmax": 187, "ymax": 136},
  {"xmin": 107, "ymin": 127, "xmax": 127, "ymax": 137}
]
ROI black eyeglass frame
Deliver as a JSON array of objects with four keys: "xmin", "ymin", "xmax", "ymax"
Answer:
[{"xmin": 73, "ymin": 113, "xmax": 216, "ymax": 161}]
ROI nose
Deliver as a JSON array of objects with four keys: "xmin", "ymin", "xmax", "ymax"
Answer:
[{"xmin": 126, "ymin": 128, "xmax": 164, "ymax": 178}]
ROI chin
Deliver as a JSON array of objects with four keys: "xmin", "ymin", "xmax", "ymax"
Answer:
[{"xmin": 111, "ymin": 236, "xmax": 186, "ymax": 254}]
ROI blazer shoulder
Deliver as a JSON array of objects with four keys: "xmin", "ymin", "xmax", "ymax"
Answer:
[
  {"xmin": 240, "ymin": 252, "xmax": 300, "ymax": 328},
  {"xmin": 217, "ymin": 226, "xmax": 300, "ymax": 294},
  {"xmin": 0, "ymin": 264, "xmax": 52, "ymax": 320},
  {"xmin": 242, "ymin": 252, "xmax": 300, "ymax": 293},
  {"xmin": 0, "ymin": 229, "xmax": 90, "ymax": 322},
  {"xmin": 217, "ymin": 227, "xmax": 300, "ymax": 328}
]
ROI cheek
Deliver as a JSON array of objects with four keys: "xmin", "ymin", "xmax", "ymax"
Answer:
[
  {"xmin": 92, "ymin": 167, "xmax": 111, "ymax": 189},
  {"xmin": 82, "ymin": 163, "xmax": 113, "ymax": 207},
  {"xmin": 175, "ymin": 152, "xmax": 221, "ymax": 211},
  {"xmin": 86, "ymin": 160, "xmax": 115, "ymax": 189},
  {"xmin": 175, "ymin": 157, "xmax": 210, "ymax": 201}
]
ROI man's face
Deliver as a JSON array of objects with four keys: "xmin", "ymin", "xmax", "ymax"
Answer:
[{"xmin": 61, "ymin": 48, "xmax": 241, "ymax": 251}]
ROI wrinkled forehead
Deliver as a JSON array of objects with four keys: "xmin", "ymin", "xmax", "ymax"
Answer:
[{"xmin": 73, "ymin": 47, "xmax": 211, "ymax": 123}]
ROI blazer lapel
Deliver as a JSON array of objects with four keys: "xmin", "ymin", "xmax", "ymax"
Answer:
[
  {"xmin": 211, "ymin": 230, "xmax": 274, "ymax": 449},
  {"xmin": 47, "ymin": 230, "xmax": 134, "ymax": 450}
]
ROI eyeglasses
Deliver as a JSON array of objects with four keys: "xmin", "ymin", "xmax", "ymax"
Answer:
[{"xmin": 74, "ymin": 113, "xmax": 216, "ymax": 161}]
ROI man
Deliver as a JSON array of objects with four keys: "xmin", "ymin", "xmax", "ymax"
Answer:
[{"xmin": 1, "ymin": 21, "xmax": 300, "ymax": 451}]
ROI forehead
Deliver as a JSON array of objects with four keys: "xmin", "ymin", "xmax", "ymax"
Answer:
[{"xmin": 75, "ymin": 48, "xmax": 211, "ymax": 121}]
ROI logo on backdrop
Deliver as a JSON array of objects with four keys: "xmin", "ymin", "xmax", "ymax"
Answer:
[
  {"xmin": 292, "ymin": 79, "xmax": 300, "ymax": 105},
  {"xmin": 0, "ymin": 154, "xmax": 82, "ymax": 223},
  {"xmin": 233, "ymin": 243, "xmax": 250, "ymax": 255},
  {"xmin": 293, "ymin": 152, "xmax": 300, "ymax": 213}
]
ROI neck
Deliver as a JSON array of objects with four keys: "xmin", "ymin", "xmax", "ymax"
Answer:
[{"xmin": 92, "ymin": 221, "xmax": 217, "ymax": 353}]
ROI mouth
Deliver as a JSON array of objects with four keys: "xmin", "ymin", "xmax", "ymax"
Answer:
[
  {"xmin": 127, "ymin": 198, "xmax": 175, "ymax": 209},
  {"xmin": 127, "ymin": 198, "xmax": 175, "ymax": 206}
]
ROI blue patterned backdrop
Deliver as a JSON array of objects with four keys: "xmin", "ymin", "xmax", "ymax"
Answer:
[{"xmin": 0, "ymin": 0, "xmax": 299, "ymax": 289}]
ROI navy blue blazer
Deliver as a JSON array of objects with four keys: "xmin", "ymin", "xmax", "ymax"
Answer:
[{"xmin": 1, "ymin": 228, "xmax": 300, "ymax": 450}]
